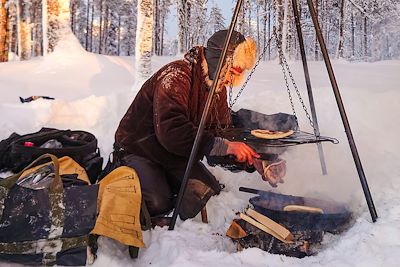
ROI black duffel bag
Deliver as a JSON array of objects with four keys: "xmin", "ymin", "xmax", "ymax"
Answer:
[
  {"xmin": 0, "ymin": 127, "xmax": 103, "ymax": 184},
  {"xmin": 0, "ymin": 154, "xmax": 99, "ymax": 266}
]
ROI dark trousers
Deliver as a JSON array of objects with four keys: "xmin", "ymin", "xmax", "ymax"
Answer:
[{"xmin": 121, "ymin": 154, "xmax": 221, "ymax": 219}]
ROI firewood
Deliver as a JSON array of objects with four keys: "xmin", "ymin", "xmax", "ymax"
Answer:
[
  {"xmin": 246, "ymin": 208, "xmax": 293, "ymax": 241},
  {"xmin": 226, "ymin": 220, "xmax": 247, "ymax": 239},
  {"xmin": 239, "ymin": 213, "xmax": 293, "ymax": 244}
]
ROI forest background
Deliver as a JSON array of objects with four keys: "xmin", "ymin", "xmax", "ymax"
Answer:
[{"xmin": 0, "ymin": 0, "xmax": 399, "ymax": 66}]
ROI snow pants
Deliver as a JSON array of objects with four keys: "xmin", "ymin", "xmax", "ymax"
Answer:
[{"xmin": 121, "ymin": 153, "xmax": 221, "ymax": 220}]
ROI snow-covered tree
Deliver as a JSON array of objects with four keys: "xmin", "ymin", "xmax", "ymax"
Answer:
[
  {"xmin": 47, "ymin": 0, "xmax": 70, "ymax": 53},
  {"xmin": 177, "ymin": 0, "xmax": 187, "ymax": 53},
  {"xmin": 153, "ymin": 0, "xmax": 172, "ymax": 55},
  {"xmin": 31, "ymin": 0, "xmax": 43, "ymax": 57},
  {"xmin": 208, "ymin": 4, "xmax": 225, "ymax": 36},
  {"xmin": 105, "ymin": 0, "xmax": 119, "ymax": 55},
  {"xmin": 18, "ymin": 0, "xmax": 32, "ymax": 60},
  {"xmin": 120, "ymin": 0, "xmax": 137, "ymax": 56},
  {"xmin": 186, "ymin": 0, "xmax": 208, "ymax": 47},
  {"xmin": 135, "ymin": 0, "xmax": 153, "ymax": 80}
]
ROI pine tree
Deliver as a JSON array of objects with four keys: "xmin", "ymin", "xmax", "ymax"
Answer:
[
  {"xmin": 120, "ymin": 0, "xmax": 137, "ymax": 56},
  {"xmin": 208, "ymin": 4, "xmax": 225, "ymax": 35}
]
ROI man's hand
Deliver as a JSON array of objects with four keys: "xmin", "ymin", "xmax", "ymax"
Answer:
[{"xmin": 226, "ymin": 141, "xmax": 260, "ymax": 165}]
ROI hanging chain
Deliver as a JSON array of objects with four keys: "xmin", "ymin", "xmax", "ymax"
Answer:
[
  {"xmin": 277, "ymin": 38, "xmax": 299, "ymax": 126},
  {"xmin": 274, "ymin": 24, "xmax": 316, "ymax": 132}
]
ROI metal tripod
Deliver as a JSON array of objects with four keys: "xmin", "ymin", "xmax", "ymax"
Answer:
[{"xmin": 169, "ymin": 0, "xmax": 377, "ymax": 230}]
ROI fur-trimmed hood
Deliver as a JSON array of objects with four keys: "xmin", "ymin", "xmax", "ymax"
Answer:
[
  {"xmin": 232, "ymin": 38, "xmax": 257, "ymax": 71},
  {"xmin": 184, "ymin": 36, "xmax": 257, "ymax": 92}
]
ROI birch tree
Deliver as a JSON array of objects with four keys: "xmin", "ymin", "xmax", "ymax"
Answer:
[
  {"xmin": 135, "ymin": 0, "xmax": 153, "ymax": 80},
  {"xmin": 18, "ymin": 0, "xmax": 31, "ymax": 60},
  {"xmin": 0, "ymin": 0, "xmax": 9, "ymax": 61},
  {"xmin": 336, "ymin": 0, "xmax": 346, "ymax": 58}
]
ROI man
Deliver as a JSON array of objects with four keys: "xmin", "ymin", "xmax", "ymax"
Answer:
[{"xmin": 115, "ymin": 30, "xmax": 284, "ymax": 222}]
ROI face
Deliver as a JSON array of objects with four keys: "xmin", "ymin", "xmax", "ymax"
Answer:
[{"xmin": 223, "ymin": 65, "xmax": 245, "ymax": 87}]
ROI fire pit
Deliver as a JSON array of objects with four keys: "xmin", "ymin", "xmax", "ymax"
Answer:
[
  {"xmin": 243, "ymin": 188, "xmax": 352, "ymax": 232},
  {"xmin": 227, "ymin": 187, "xmax": 353, "ymax": 257}
]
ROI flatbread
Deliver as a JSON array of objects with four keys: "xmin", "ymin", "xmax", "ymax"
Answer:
[
  {"xmin": 283, "ymin": 205, "xmax": 324, "ymax": 214},
  {"xmin": 251, "ymin": 129, "xmax": 294, "ymax": 140}
]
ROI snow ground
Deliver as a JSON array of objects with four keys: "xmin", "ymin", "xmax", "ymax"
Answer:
[{"xmin": 0, "ymin": 34, "xmax": 399, "ymax": 267}]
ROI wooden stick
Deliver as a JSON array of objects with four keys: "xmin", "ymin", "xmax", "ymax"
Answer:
[{"xmin": 201, "ymin": 207, "xmax": 208, "ymax": 224}]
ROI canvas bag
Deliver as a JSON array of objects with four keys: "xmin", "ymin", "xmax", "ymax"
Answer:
[
  {"xmin": 0, "ymin": 154, "xmax": 98, "ymax": 266},
  {"xmin": 0, "ymin": 127, "xmax": 103, "ymax": 184},
  {"xmin": 91, "ymin": 166, "xmax": 145, "ymax": 248}
]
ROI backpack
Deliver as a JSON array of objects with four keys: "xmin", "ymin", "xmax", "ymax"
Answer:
[
  {"xmin": 0, "ymin": 154, "xmax": 99, "ymax": 266},
  {"xmin": 0, "ymin": 128, "xmax": 103, "ymax": 184}
]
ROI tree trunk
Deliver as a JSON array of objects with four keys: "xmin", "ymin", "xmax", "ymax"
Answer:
[
  {"xmin": 135, "ymin": 0, "xmax": 153, "ymax": 80},
  {"xmin": 103, "ymin": 5, "xmax": 109, "ymax": 54},
  {"xmin": 90, "ymin": 1, "xmax": 94, "ymax": 52},
  {"xmin": 0, "ymin": 0, "xmax": 8, "ymax": 61},
  {"xmin": 256, "ymin": 3, "xmax": 260, "ymax": 52},
  {"xmin": 282, "ymin": 0, "xmax": 288, "ymax": 56},
  {"xmin": 314, "ymin": 0, "xmax": 319, "ymax": 60},
  {"xmin": 19, "ymin": 0, "xmax": 31, "ymax": 60},
  {"xmin": 363, "ymin": 16, "xmax": 367, "ymax": 57},
  {"xmin": 160, "ymin": 12, "xmax": 165, "ymax": 56},
  {"xmin": 70, "ymin": 1, "xmax": 76, "ymax": 34},
  {"xmin": 85, "ymin": 0, "xmax": 90, "ymax": 50},
  {"xmin": 185, "ymin": 2, "xmax": 191, "ymax": 49},
  {"xmin": 11, "ymin": 15, "xmax": 18, "ymax": 58},
  {"xmin": 261, "ymin": 0, "xmax": 267, "ymax": 61},
  {"xmin": 351, "ymin": 11, "xmax": 354, "ymax": 57},
  {"xmin": 276, "ymin": 0, "xmax": 284, "ymax": 62},
  {"xmin": 267, "ymin": 0, "xmax": 271, "ymax": 60},
  {"xmin": 99, "ymin": 0, "xmax": 103, "ymax": 53},
  {"xmin": 177, "ymin": 0, "xmax": 187, "ymax": 54},
  {"xmin": 32, "ymin": 0, "xmax": 42, "ymax": 57},
  {"xmin": 117, "ymin": 15, "xmax": 121, "ymax": 55},
  {"xmin": 337, "ymin": 0, "xmax": 345, "ymax": 59},
  {"xmin": 247, "ymin": 0, "xmax": 251, "ymax": 37}
]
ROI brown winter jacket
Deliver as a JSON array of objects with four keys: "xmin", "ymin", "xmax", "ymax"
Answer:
[{"xmin": 115, "ymin": 47, "xmax": 231, "ymax": 183}]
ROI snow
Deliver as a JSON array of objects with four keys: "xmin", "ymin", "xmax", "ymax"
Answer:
[{"xmin": 1, "ymin": 33, "xmax": 399, "ymax": 267}]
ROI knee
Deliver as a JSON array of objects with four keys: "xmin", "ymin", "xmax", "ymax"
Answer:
[{"xmin": 144, "ymin": 193, "xmax": 173, "ymax": 217}]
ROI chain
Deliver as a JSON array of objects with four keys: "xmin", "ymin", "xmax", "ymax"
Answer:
[
  {"xmin": 274, "ymin": 16, "xmax": 316, "ymax": 132},
  {"xmin": 277, "ymin": 39, "xmax": 299, "ymax": 127}
]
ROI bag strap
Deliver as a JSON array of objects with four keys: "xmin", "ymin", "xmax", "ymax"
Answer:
[{"xmin": 0, "ymin": 153, "xmax": 62, "ymax": 193}]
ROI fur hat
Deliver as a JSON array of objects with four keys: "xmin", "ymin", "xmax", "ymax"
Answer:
[{"xmin": 205, "ymin": 30, "xmax": 257, "ymax": 81}]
